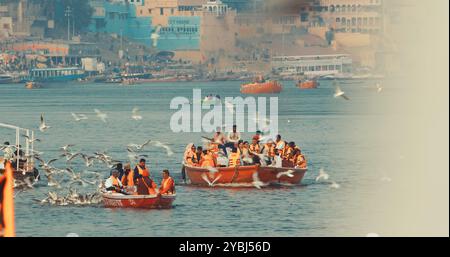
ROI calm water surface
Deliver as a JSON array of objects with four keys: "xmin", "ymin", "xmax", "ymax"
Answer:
[{"xmin": 0, "ymin": 80, "xmax": 393, "ymax": 236}]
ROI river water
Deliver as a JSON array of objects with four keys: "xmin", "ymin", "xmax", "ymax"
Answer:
[{"xmin": 0, "ymin": 80, "xmax": 392, "ymax": 236}]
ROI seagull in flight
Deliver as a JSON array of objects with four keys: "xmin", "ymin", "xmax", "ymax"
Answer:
[
  {"xmin": 201, "ymin": 173, "xmax": 222, "ymax": 187},
  {"xmin": 71, "ymin": 112, "xmax": 88, "ymax": 121},
  {"xmin": 22, "ymin": 134, "xmax": 41, "ymax": 143},
  {"xmin": 224, "ymin": 100, "xmax": 235, "ymax": 115},
  {"xmin": 94, "ymin": 109, "xmax": 108, "ymax": 123},
  {"xmin": 152, "ymin": 141, "xmax": 174, "ymax": 156},
  {"xmin": 276, "ymin": 169, "xmax": 295, "ymax": 179},
  {"xmin": 376, "ymin": 83, "xmax": 383, "ymax": 93},
  {"xmin": 127, "ymin": 139, "xmax": 151, "ymax": 152},
  {"xmin": 334, "ymin": 85, "xmax": 350, "ymax": 100},
  {"xmin": 315, "ymin": 168, "xmax": 330, "ymax": 182},
  {"xmin": 252, "ymin": 172, "xmax": 265, "ymax": 189},
  {"xmin": 131, "ymin": 107, "xmax": 143, "ymax": 121},
  {"xmin": 39, "ymin": 114, "xmax": 51, "ymax": 132},
  {"xmin": 151, "ymin": 25, "xmax": 162, "ymax": 48}
]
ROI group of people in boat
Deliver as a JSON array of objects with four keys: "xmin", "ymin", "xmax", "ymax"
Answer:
[
  {"xmin": 183, "ymin": 125, "xmax": 307, "ymax": 169},
  {"xmin": 105, "ymin": 158, "xmax": 175, "ymax": 196}
]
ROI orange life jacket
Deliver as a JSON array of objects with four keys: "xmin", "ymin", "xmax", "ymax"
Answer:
[
  {"xmin": 139, "ymin": 177, "xmax": 157, "ymax": 195},
  {"xmin": 201, "ymin": 154, "xmax": 215, "ymax": 167},
  {"xmin": 249, "ymin": 143, "xmax": 260, "ymax": 154},
  {"xmin": 136, "ymin": 165, "xmax": 150, "ymax": 177},
  {"xmin": 264, "ymin": 144, "xmax": 275, "ymax": 157},
  {"xmin": 110, "ymin": 176, "xmax": 120, "ymax": 187},
  {"xmin": 228, "ymin": 152, "xmax": 241, "ymax": 167},
  {"xmin": 185, "ymin": 150, "xmax": 196, "ymax": 165},
  {"xmin": 121, "ymin": 170, "xmax": 134, "ymax": 186},
  {"xmin": 160, "ymin": 177, "xmax": 175, "ymax": 195},
  {"xmin": 296, "ymin": 154, "xmax": 307, "ymax": 168}
]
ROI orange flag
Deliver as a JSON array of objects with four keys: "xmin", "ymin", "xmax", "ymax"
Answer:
[{"xmin": 1, "ymin": 161, "xmax": 16, "ymax": 237}]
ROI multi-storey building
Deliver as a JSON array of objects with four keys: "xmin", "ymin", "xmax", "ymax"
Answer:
[{"xmin": 316, "ymin": 0, "xmax": 383, "ymax": 34}]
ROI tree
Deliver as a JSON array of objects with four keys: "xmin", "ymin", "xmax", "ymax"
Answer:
[{"xmin": 56, "ymin": 0, "xmax": 94, "ymax": 35}]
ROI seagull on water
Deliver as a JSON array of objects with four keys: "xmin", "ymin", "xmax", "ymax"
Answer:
[
  {"xmin": 330, "ymin": 181, "xmax": 340, "ymax": 189},
  {"xmin": 94, "ymin": 109, "xmax": 108, "ymax": 123},
  {"xmin": 315, "ymin": 168, "xmax": 330, "ymax": 182},
  {"xmin": 131, "ymin": 107, "xmax": 143, "ymax": 121},
  {"xmin": 39, "ymin": 114, "xmax": 51, "ymax": 132},
  {"xmin": 334, "ymin": 85, "xmax": 350, "ymax": 100}
]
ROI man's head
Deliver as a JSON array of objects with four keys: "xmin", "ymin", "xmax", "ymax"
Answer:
[
  {"xmin": 4, "ymin": 142, "xmax": 9, "ymax": 146},
  {"xmin": 196, "ymin": 146, "xmax": 203, "ymax": 152},
  {"xmin": 252, "ymin": 137, "xmax": 258, "ymax": 144},
  {"xmin": 233, "ymin": 124, "xmax": 237, "ymax": 132},
  {"xmin": 111, "ymin": 169, "xmax": 119, "ymax": 178},
  {"xmin": 276, "ymin": 134, "xmax": 281, "ymax": 142},
  {"xmin": 288, "ymin": 141, "xmax": 296, "ymax": 148},
  {"xmin": 124, "ymin": 163, "xmax": 131, "ymax": 171},
  {"xmin": 191, "ymin": 144, "xmax": 196, "ymax": 151},
  {"xmin": 162, "ymin": 169, "xmax": 170, "ymax": 179},
  {"xmin": 139, "ymin": 158, "xmax": 146, "ymax": 166},
  {"xmin": 116, "ymin": 163, "xmax": 123, "ymax": 169}
]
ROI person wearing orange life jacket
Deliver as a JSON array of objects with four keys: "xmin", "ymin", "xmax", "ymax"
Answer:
[
  {"xmin": 121, "ymin": 163, "xmax": 135, "ymax": 188},
  {"xmin": 228, "ymin": 147, "xmax": 241, "ymax": 167},
  {"xmin": 294, "ymin": 149, "xmax": 307, "ymax": 169},
  {"xmin": 159, "ymin": 170, "xmax": 175, "ymax": 195},
  {"xmin": 201, "ymin": 150, "xmax": 216, "ymax": 168},
  {"xmin": 134, "ymin": 159, "xmax": 157, "ymax": 195},
  {"xmin": 105, "ymin": 169, "xmax": 123, "ymax": 192},
  {"xmin": 275, "ymin": 135, "xmax": 286, "ymax": 152},
  {"xmin": 195, "ymin": 146, "xmax": 204, "ymax": 164},
  {"xmin": 184, "ymin": 144, "xmax": 198, "ymax": 166}
]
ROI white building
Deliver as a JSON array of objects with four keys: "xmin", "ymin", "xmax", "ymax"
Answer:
[{"xmin": 272, "ymin": 54, "xmax": 353, "ymax": 76}]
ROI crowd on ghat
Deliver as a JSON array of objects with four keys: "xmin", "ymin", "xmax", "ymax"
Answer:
[{"xmin": 183, "ymin": 125, "xmax": 307, "ymax": 169}]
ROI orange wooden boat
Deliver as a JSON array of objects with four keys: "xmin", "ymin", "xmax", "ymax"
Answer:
[
  {"xmin": 185, "ymin": 165, "xmax": 307, "ymax": 187},
  {"xmin": 258, "ymin": 166, "xmax": 307, "ymax": 185},
  {"xmin": 297, "ymin": 80, "xmax": 319, "ymax": 89},
  {"xmin": 185, "ymin": 165, "xmax": 259, "ymax": 186},
  {"xmin": 241, "ymin": 80, "xmax": 283, "ymax": 94},
  {"xmin": 102, "ymin": 193, "xmax": 176, "ymax": 209}
]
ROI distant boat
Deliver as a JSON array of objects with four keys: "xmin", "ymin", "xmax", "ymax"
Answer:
[
  {"xmin": 297, "ymin": 79, "xmax": 319, "ymax": 89},
  {"xmin": 28, "ymin": 67, "xmax": 86, "ymax": 82},
  {"xmin": 25, "ymin": 81, "xmax": 42, "ymax": 89},
  {"xmin": 241, "ymin": 76, "xmax": 283, "ymax": 94}
]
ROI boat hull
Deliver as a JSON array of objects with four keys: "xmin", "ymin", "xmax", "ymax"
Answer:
[
  {"xmin": 240, "ymin": 81, "xmax": 283, "ymax": 94},
  {"xmin": 185, "ymin": 165, "xmax": 306, "ymax": 187},
  {"xmin": 185, "ymin": 165, "xmax": 259, "ymax": 186},
  {"xmin": 102, "ymin": 193, "xmax": 176, "ymax": 209},
  {"xmin": 258, "ymin": 167, "xmax": 307, "ymax": 185}
]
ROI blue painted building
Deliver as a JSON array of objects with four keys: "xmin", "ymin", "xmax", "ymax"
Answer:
[
  {"xmin": 88, "ymin": 0, "xmax": 152, "ymax": 46},
  {"xmin": 87, "ymin": 0, "xmax": 201, "ymax": 52}
]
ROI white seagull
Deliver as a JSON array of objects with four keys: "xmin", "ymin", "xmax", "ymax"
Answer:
[
  {"xmin": 94, "ymin": 109, "xmax": 108, "ymax": 123},
  {"xmin": 315, "ymin": 168, "xmax": 330, "ymax": 182},
  {"xmin": 39, "ymin": 114, "xmax": 51, "ymax": 132},
  {"xmin": 201, "ymin": 173, "xmax": 222, "ymax": 187},
  {"xmin": 131, "ymin": 107, "xmax": 143, "ymax": 121},
  {"xmin": 376, "ymin": 83, "xmax": 383, "ymax": 93},
  {"xmin": 152, "ymin": 141, "xmax": 174, "ymax": 156},
  {"xmin": 276, "ymin": 169, "xmax": 295, "ymax": 179},
  {"xmin": 334, "ymin": 85, "xmax": 350, "ymax": 100},
  {"xmin": 71, "ymin": 112, "xmax": 88, "ymax": 121},
  {"xmin": 252, "ymin": 172, "xmax": 265, "ymax": 189},
  {"xmin": 151, "ymin": 25, "xmax": 162, "ymax": 48},
  {"xmin": 22, "ymin": 134, "xmax": 41, "ymax": 143},
  {"xmin": 329, "ymin": 181, "xmax": 340, "ymax": 189}
]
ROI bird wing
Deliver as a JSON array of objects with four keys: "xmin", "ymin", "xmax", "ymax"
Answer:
[{"xmin": 342, "ymin": 94, "xmax": 350, "ymax": 100}]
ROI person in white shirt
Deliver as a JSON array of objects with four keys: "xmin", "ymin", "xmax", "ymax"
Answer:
[
  {"xmin": 2, "ymin": 142, "xmax": 14, "ymax": 163},
  {"xmin": 227, "ymin": 125, "xmax": 241, "ymax": 144},
  {"xmin": 105, "ymin": 170, "xmax": 123, "ymax": 192}
]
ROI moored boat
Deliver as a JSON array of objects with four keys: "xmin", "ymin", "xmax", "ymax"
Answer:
[
  {"xmin": 241, "ymin": 76, "xmax": 283, "ymax": 94},
  {"xmin": 25, "ymin": 81, "xmax": 42, "ymax": 89},
  {"xmin": 102, "ymin": 192, "xmax": 176, "ymax": 209}
]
